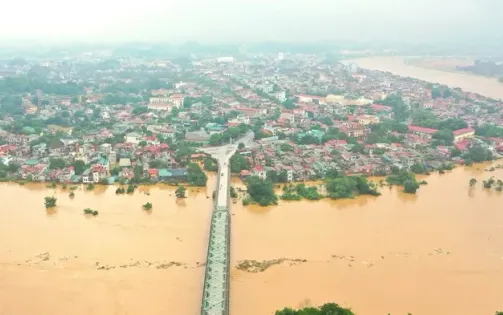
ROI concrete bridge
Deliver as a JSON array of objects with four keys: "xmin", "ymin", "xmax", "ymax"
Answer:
[{"xmin": 199, "ymin": 132, "xmax": 254, "ymax": 315}]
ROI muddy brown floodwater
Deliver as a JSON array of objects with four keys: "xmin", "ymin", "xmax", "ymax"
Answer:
[
  {"xmin": 230, "ymin": 165, "xmax": 503, "ymax": 315},
  {"xmin": 0, "ymin": 176, "xmax": 216, "ymax": 315},
  {"xmin": 2, "ymin": 165, "xmax": 503, "ymax": 315}
]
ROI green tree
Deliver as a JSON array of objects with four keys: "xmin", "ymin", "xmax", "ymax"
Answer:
[
  {"xmin": 203, "ymin": 158, "xmax": 218, "ymax": 172},
  {"xmin": 238, "ymin": 142, "xmax": 245, "ymax": 150},
  {"xmin": 49, "ymin": 158, "xmax": 66, "ymax": 170},
  {"xmin": 469, "ymin": 178, "xmax": 477, "ymax": 186},
  {"xmin": 142, "ymin": 202, "xmax": 153, "ymax": 210},
  {"xmin": 187, "ymin": 163, "xmax": 207, "ymax": 186},
  {"xmin": 376, "ymin": 95, "xmax": 409, "ymax": 121},
  {"xmin": 127, "ymin": 185, "xmax": 135, "ymax": 194},
  {"xmin": 465, "ymin": 146, "xmax": 492, "ymax": 163},
  {"xmin": 410, "ymin": 163, "xmax": 426, "ymax": 174},
  {"xmin": 230, "ymin": 153, "xmax": 250, "ymax": 173},
  {"xmin": 432, "ymin": 130, "xmax": 454, "ymax": 143},
  {"xmin": 275, "ymin": 302, "xmax": 355, "ymax": 315},
  {"xmin": 110, "ymin": 165, "xmax": 121, "ymax": 176},
  {"xmin": 230, "ymin": 186, "xmax": 238, "ymax": 198},
  {"xmin": 83, "ymin": 208, "xmax": 99, "ymax": 216},
  {"xmin": 44, "ymin": 196, "xmax": 57, "ymax": 208},
  {"xmin": 132, "ymin": 106, "xmax": 149, "ymax": 115},
  {"xmin": 71, "ymin": 160, "xmax": 86, "ymax": 175},
  {"xmin": 209, "ymin": 133, "xmax": 222, "ymax": 146},
  {"xmin": 175, "ymin": 186, "xmax": 187, "ymax": 198},
  {"xmin": 386, "ymin": 170, "xmax": 417, "ymax": 186},
  {"xmin": 476, "ymin": 124, "xmax": 503, "ymax": 137},
  {"xmin": 244, "ymin": 176, "xmax": 278, "ymax": 206},
  {"xmin": 403, "ymin": 180, "xmax": 420, "ymax": 194}
]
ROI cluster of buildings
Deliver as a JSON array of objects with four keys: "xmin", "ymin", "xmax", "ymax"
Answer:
[{"xmin": 0, "ymin": 52, "xmax": 502, "ymax": 183}]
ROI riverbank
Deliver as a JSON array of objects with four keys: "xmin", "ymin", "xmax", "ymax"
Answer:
[
  {"xmin": 352, "ymin": 56, "xmax": 503, "ymax": 100},
  {"xmin": 404, "ymin": 57, "xmax": 501, "ymax": 80}
]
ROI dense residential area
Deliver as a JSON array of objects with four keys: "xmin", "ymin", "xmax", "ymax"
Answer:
[{"xmin": 0, "ymin": 52, "xmax": 502, "ymax": 186}]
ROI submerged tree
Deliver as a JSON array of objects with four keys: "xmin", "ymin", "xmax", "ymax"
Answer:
[
  {"xmin": 44, "ymin": 196, "xmax": 57, "ymax": 208},
  {"xmin": 142, "ymin": 202, "xmax": 153, "ymax": 210},
  {"xmin": 403, "ymin": 180, "xmax": 420, "ymax": 194},
  {"xmin": 275, "ymin": 302, "xmax": 355, "ymax": 315},
  {"xmin": 83, "ymin": 208, "xmax": 99, "ymax": 216},
  {"xmin": 175, "ymin": 186, "xmax": 187, "ymax": 198},
  {"xmin": 469, "ymin": 178, "xmax": 477, "ymax": 187}
]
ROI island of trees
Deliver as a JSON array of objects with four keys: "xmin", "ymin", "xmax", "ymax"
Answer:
[
  {"xmin": 44, "ymin": 196, "xmax": 57, "ymax": 208},
  {"xmin": 275, "ymin": 303, "xmax": 502, "ymax": 315},
  {"xmin": 242, "ymin": 169, "xmax": 381, "ymax": 206},
  {"xmin": 275, "ymin": 302, "xmax": 354, "ymax": 315}
]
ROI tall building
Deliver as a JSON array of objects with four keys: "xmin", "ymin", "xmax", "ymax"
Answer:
[{"xmin": 348, "ymin": 62, "xmax": 359, "ymax": 73}]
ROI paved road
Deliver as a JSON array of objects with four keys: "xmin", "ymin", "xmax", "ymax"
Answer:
[
  {"xmin": 199, "ymin": 131, "xmax": 256, "ymax": 159},
  {"xmin": 199, "ymin": 132, "xmax": 255, "ymax": 315}
]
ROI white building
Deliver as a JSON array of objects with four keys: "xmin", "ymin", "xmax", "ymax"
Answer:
[
  {"xmin": 217, "ymin": 56, "xmax": 235, "ymax": 63},
  {"xmin": 99, "ymin": 143, "xmax": 112, "ymax": 154},
  {"xmin": 125, "ymin": 132, "xmax": 141, "ymax": 144},
  {"xmin": 275, "ymin": 91, "xmax": 287, "ymax": 103},
  {"xmin": 148, "ymin": 94, "xmax": 184, "ymax": 111}
]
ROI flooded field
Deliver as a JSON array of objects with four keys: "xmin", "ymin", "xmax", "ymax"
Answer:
[
  {"xmin": 230, "ymin": 165, "xmax": 503, "ymax": 315},
  {"xmin": 353, "ymin": 56, "xmax": 503, "ymax": 100},
  {"xmin": 0, "ymin": 178, "xmax": 215, "ymax": 315}
]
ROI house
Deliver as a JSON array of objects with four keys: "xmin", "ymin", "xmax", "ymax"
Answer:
[
  {"xmin": 158, "ymin": 168, "xmax": 188, "ymax": 181},
  {"xmin": 99, "ymin": 143, "xmax": 112, "ymax": 154},
  {"xmin": 119, "ymin": 158, "xmax": 132, "ymax": 168},
  {"xmin": 251, "ymin": 165, "xmax": 266, "ymax": 179},
  {"xmin": 408, "ymin": 125, "xmax": 438, "ymax": 136},
  {"xmin": 148, "ymin": 168, "xmax": 159, "ymax": 179},
  {"xmin": 453, "ymin": 127, "xmax": 475, "ymax": 142},
  {"xmin": 82, "ymin": 169, "xmax": 93, "ymax": 183},
  {"xmin": 275, "ymin": 91, "xmax": 287, "ymax": 102},
  {"xmin": 125, "ymin": 132, "xmax": 141, "ymax": 144},
  {"xmin": 356, "ymin": 115, "xmax": 380, "ymax": 126}
]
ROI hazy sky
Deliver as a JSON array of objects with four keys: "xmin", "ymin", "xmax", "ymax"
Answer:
[{"xmin": 0, "ymin": 0, "xmax": 499, "ymax": 43}]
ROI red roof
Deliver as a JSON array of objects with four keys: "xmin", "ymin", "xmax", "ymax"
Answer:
[
  {"xmin": 253, "ymin": 165, "xmax": 264, "ymax": 172},
  {"xmin": 408, "ymin": 125, "xmax": 438, "ymax": 134},
  {"xmin": 240, "ymin": 170, "xmax": 251, "ymax": 176},
  {"xmin": 325, "ymin": 139, "xmax": 347, "ymax": 146},
  {"xmin": 453, "ymin": 127, "xmax": 474, "ymax": 136},
  {"xmin": 455, "ymin": 139, "xmax": 470, "ymax": 151},
  {"xmin": 370, "ymin": 104, "xmax": 393, "ymax": 111}
]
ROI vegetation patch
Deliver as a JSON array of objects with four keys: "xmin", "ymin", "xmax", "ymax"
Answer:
[
  {"xmin": 83, "ymin": 208, "xmax": 99, "ymax": 216},
  {"xmin": 236, "ymin": 258, "xmax": 306, "ymax": 273},
  {"xmin": 175, "ymin": 186, "xmax": 187, "ymax": 198},
  {"xmin": 142, "ymin": 202, "xmax": 153, "ymax": 210},
  {"xmin": 44, "ymin": 196, "xmax": 57, "ymax": 208}
]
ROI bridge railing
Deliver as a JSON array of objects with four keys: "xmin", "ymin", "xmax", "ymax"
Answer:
[{"xmin": 200, "ymin": 162, "xmax": 231, "ymax": 315}]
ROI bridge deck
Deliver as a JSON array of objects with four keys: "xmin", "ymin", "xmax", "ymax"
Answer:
[{"xmin": 201, "ymin": 160, "xmax": 231, "ymax": 315}]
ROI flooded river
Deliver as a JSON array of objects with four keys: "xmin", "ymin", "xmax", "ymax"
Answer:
[
  {"xmin": 0, "ymin": 179, "xmax": 215, "ymax": 315},
  {"xmin": 353, "ymin": 56, "xmax": 503, "ymax": 100},
  {"xmin": 230, "ymin": 166, "xmax": 503, "ymax": 315},
  {"xmin": 1, "ymin": 166, "xmax": 503, "ymax": 315}
]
